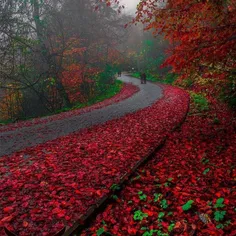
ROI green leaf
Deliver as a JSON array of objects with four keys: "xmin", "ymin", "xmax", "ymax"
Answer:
[
  {"xmin": 182, "ymin": 200, "xmax": 194, "ymax": 211},
  {"xmin": 158, "ymin": 212, "xmax": 165, "ymax": 219},
  {"xmin": 133, "ymin": 210, "xmax": 148, "ymax": 221},
  {"xmin": 138, "ymin": 191, "xmax": 147, "ymax": 201},
  {"xmin": 142, "ymin": 232, "xmax": 151, "ymax": 236},
  {"xmin": 142, "ymin": 230, "xmax": 158, "ymax": 236},
  {"xmin": 157, "ymin": 231, "xmax": 168, "ymax": 236},
  {"xmin": 111, "ymin": 195, "xmax": 118, "ymax": 200},
  {"xmin": 160, "ymin": 199, "xmax": 168, "ymax": 209},
  {"xmin": 214, "ymin": 198, "xmax": 225, "ymax": 208},
  {"xmin": 216, "ymin": 224, "xmax": 224, "ymax": 229},
  {"xmin": 110, "ymin": 184, "xmax": 120, "ymax": 191},
  {"xmin": 139, "ymin": 194, "xmax": 147, "ymax": 201},
  {"xmin": 214, "ymin": 211, "xmax": 226, "ymax": 221},
  {"xmin": 224, "ymin": 220, "xmax": 231, "ymax": 227},
  {"xmin": 203, "ymin": 168, "xmax": 210, "ymax": 175},
  {"xmin": 168, "ymin": 223, "xmax": 175, "ymax": 232},
  {"xmin": 154, "ymin": 193, "xmax": 162, "ymax": 202},
  {"xmin": 96, "ymin": 227, "xmax": 105, "ymax": 236},
  {"xmin": 164, "ymin": 182, "xmax": 169, "ymax": 187}
]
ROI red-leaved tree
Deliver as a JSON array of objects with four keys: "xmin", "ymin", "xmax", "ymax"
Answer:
[{"xmin": 133, "ymin": 0, "xmax": 236, "ymax": 81}]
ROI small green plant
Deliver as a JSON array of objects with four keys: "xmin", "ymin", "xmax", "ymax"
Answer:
[
  {"xmin": 142, "ymin": 230, "xmax": 158, "ymax": 236},
  {"xmin": 163, "ymin": 177, "xmax": 173, "ymax": 187},
  {"xmin": 164, "ymin": 182, "xmax": 169, "ymax": 187},
  {"xmin": 160, "ymin": 199, "xmax": 168, "ymax": 209},
  {"xmin": 96, "ymin": 227, "xmax": 105, "ymax": 236},
  {"xmin": 203, "ymin": 168, "xmax": 210, "ymax": 175},
  {"xmin": 111, "ymin": 195, "xmax": 118, "ymax": 200},
  {"xmin": 110, "ymin": 184, "xmax": 120, "ymax": 191},
  {"xmin": 168, "ymin": 223, "xmax": 175, "ymax": 232},
  {"xmin": 214, "ymin": 211, "xmax": 226, "ymax": 221},
  {"xmin": 201, "ymin": 158, "xmax": 209, "ymax": 164},
  {"xmin": 182, "ymin": 200, "xmax": 194, "ymax": 211},
  {"xmin": 133, "ymin": 210, "xmax": 148, "ymax": 221},
  {"xmin": 190, "ymin": 92, "xmax": 209, "ymax": 112},
  {"xmin": 157, "ymin": 231, "xmax": 168, "ymax": 236},
  {"xmin": 154, "ymin": 193, "xmax": 162, "ymax": 202},
  {"xmin": 216, "ymin": 220, "xmax": 231, "ymax": 229},
  {"xmin": 214, "ymin": 198, "xmax": 225, "ymax": 208},
  {"xmin": 163, "ymin": 73, "xmax": 178, "ymax": 85},
  {"xmin": 138, "ymin": 191, "xmax": 147, "ymax": 201},
  {"xmin": 216, "ymin": 224, "xmax": 224, "ymax": 229},
  {"xmin": 158, "ymin": 212, "xmax": 165, "ymax": 220}
]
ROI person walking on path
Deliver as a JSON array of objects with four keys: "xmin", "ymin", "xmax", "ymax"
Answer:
[
  {"xmin": 143, "ymin": 72, "xmax": 147, "ymax": 84},
  {"xmin": 118, "ymin": 70, "xmax": 122, "ymax": 77},
  {"xmin": 141, "ymin": 72, "xmax": 147, "ymax": 84}
]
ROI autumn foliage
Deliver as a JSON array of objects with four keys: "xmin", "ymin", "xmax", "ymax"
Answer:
[
  {"xmin": 81, "ymin": 84, "xmax": 236, "ymax": 236},
  {"xmin": 0, "ymin": 85, "xmax": 189, "ymax": 235},
  {"xmin": 134, "ymin": 0, "xmax": 236, "ymax": 81}
]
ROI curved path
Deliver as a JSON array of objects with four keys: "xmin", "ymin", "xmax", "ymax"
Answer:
[{"xmin": 0, "ymin": 75, "xmax": 162, "ymax": 157}]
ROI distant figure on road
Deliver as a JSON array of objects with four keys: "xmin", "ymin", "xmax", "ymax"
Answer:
[
  {"xmin": 118, "ymin": 70, "xmax": 122, "ymax": 77},
  {"xmin": 141, "ymin": 72, "xmax": 147, "ymax": 84}
]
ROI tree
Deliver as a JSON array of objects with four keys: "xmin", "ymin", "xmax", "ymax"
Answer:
[
  {"xmin": 0, "ymin": 0, "xmax": 73, "ymax": 119},
  {"xmin": 0, "ymin": 0, "xmax": 131, "ymax": 120},
  {"xmin": 133, "ymin": 0, "xmax": 236, "ymax": 82}
]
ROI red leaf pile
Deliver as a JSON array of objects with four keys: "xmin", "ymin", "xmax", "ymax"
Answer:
[
  {"xmin": 81, "ymin": 89, "xmax": 236, "ymax": 236},
  {"xmin": 0, "ymin": 85, "xmax": 189, "ymax": 235}
]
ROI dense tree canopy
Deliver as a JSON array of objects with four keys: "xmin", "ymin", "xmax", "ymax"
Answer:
[
  {"xmin": 0, "ymin": 0, "xmax": 130, "ymax": 120},
  {"xmin": 134, "ymin": 0, "xmax": 236, "ymax": 81},
  {"xmin": 1, "ymin": 0, "xmax": 235, "ymax": 121}
]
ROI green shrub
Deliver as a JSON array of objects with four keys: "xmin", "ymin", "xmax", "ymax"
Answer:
[
  {"xmin": 163, "ymin": 73, "xmax": 178, "ymax": 85},
  {"xmin": 131, "ymin": 72, "xmax": 176, "ymax": 83},
  {"xmin": 190, "ymin": 92, "xmax": 209, "ymax": 112},
  {"xmin": 55, "ymin": 80, "xmax": 123, "ymax": 114}
]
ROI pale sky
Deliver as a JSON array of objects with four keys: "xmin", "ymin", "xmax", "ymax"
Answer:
[{"xmin": 120, "ymin": 0, "xmax": 140, "ymax": 14}]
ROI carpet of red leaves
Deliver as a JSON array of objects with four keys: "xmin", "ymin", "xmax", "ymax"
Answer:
[
  {"xmin": 81, "ymin": 90, "xmax": 236, "ymax": 236},
  {"xmin": 0, "ymin": 83, "xmax": 139, "ymax": 133},
  {"xmin": 0, "ymin": 85, "xmax": 189, "ymax": 235}
]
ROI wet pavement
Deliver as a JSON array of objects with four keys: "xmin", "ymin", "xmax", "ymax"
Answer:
[{"xmin": 0, "ymin": 74, "xmax": 162, "ymax": 156}]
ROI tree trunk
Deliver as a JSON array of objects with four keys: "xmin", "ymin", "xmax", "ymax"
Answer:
[{"xmin": 33, "ymin": 0, "xmax": 72, "ymax": 108}]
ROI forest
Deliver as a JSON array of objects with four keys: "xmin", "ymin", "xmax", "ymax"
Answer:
[
  {"xmin": 0, "ymin": 0, "xmax": 235, "ymax": 236},
  {"xmin": 0, "ymin": 0, "xmax": 168, "ymax": 122}
]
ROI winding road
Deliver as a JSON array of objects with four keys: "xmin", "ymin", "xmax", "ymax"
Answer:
[{"xmin": 0, "ymin": 75, "xmax": 162, "ymax": 157}]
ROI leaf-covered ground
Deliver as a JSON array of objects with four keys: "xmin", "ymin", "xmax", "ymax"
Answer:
[
  {"xmin": 0, "ymin": 85, "xmax": 189, "ymax": 235},
  {"xmin": 0, "ymin": 82, "xmax": 139, "ymax": 133},
  {"xmin": 81, "ymin": 90, "xmax": 236, "ymax": 236}
]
